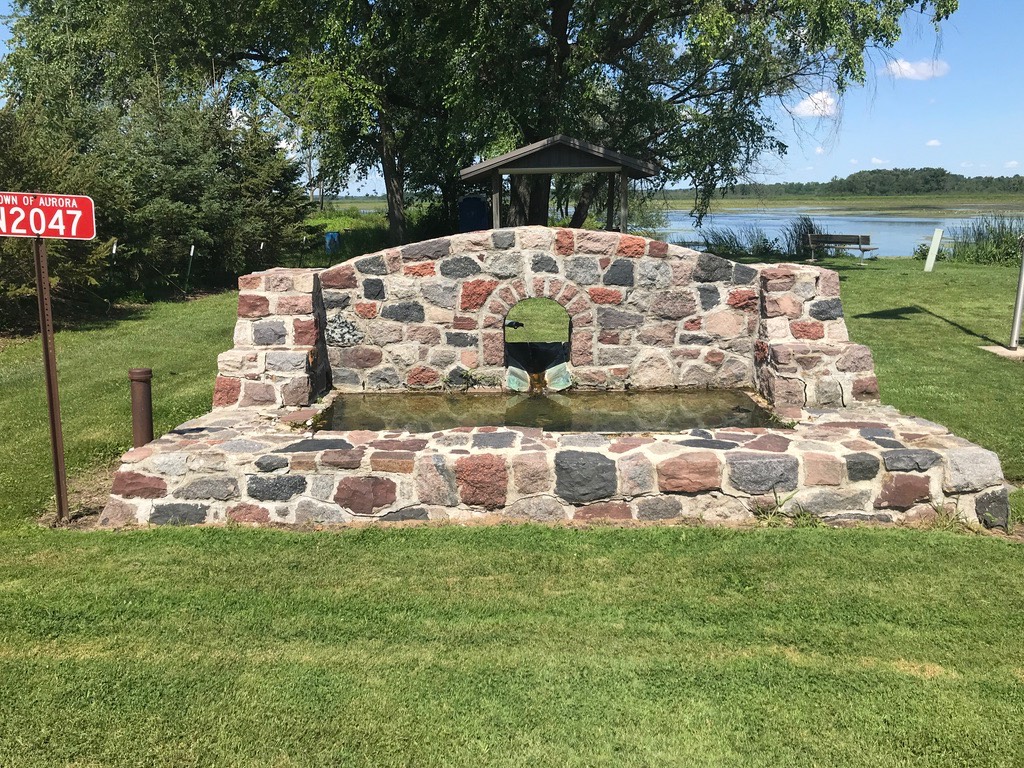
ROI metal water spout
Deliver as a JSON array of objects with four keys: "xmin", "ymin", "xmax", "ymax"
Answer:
[{"xmin": 528, "ymin": 371, "xmax": 547, "ymax": 395}]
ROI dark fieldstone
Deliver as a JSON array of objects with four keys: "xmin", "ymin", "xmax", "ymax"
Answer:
[
  {"xmin": 379, "ymin": 507, "xmax": 430, "ymax": 522},
  {"xmin": 403, "ymin": 238, "xmax": 450, "ymax": 261},
  {"xmin": 173, "ymin": 476, "xmax": 239, "ymax": 501},
  {"xmin": 727, "ymin": 452, "xmax": 799, "ymax": 494},
  {"xmin": 809, "ymin": 298, "xmax": 844, "ymax": 321},
  {"xmin": 356, "ymin": 255, "xmax": 388, "ymax": 275},
  {"xmin": 871, "ymin": 437, "xmax": 905, "ymax": 449},
  {"xmin": 247, "ymin": 474, "xmax": 308, "ymax": 501},
  {"xmin": 473, "ymin": 432, "xmax": 516, "ymax": 449},
  {"xmin": 439, "ymin": 256, "xmax": 481, "ymax": 278},
  {"xmin": 325, "ymin": 317, "xmax": 364, "ymax": 347},
  {"xmin": 845, "ymin": 452, "xmax": 880, "ymax": 481},
  {"xmin": 532, "ymin": 254, "xmax": 559, "ymax": 273},
  {"xmin": 381, "ymin": 302, "xmax": 425, "ymax": 323},
  {"xmin": 492, "ymin": 230, "xmax": 516, "ymax": 249},
  {"xmin": 693, "ymin": 252, "xmax": 733, "ymax": 283},
  {"xmin": 279, "ymin": 438, "xmax": 354, "ymax": 453},
  {"xmin": 603, "ymin": 259, "xmax": 635, "ymax": 286},
  {"xmin": 446, "ymin": 367, "xmax": 472, "ymax": 388},
  {"xmin": 823, "ymin": 512, "xmax": 894, "ymax": 525},
  {"xmin": 554, "ymin": 451, "xmax": 617, "ymax": 503},
  {"xmin": 860, "ymin": 427, "xmax": 894, "ymax": 439},
  {"xmin": 691, "ymin": 429, "xmax": 713, "ymax": 439},
  {"xmin": 363, "ymin": 278, "xmax": 385, "ymax": 300},
  {"xmin": 882, "ymin": 449, "xmax": 941, "ymax": 472},
  {"xmin": 253, "ymin": 320, "xmax": 286, "ymax": 346},
  {"xmin": 677, "ymin": 438, "xmax": 738, "ymax": 450},
  {"xmin": 636, "ymin": 496, "xmax": 682, "ymax": 521},
  {"xmin": 697, "ymin": 284, "xmax": 720, "ymax": 310},
  {"xmin": 322, "ymin": 291, "xmax": 351, "ymax": 310},
  {"xmin": 597, "ymin": 307, "xmax": 644, "ymax": 329},
  {"xmin": 255, "ymin": 454, "xmax": 289, "ymax": 472},
  {"xmin": 368, "ymin": 367, "xmax": 401, "ymax": 389},
  {"xmin": 446, "ymin": 331, "xmax": 477, "ymax": 347},
  {"xmin": 151, "ymin": 503, "xmax": 209, "ymax": 525},
  {"xmin": 677, "ymin": 333, "xmax": 712, "ymax": 345},
  {"xmin": 732, "ymin": 264, "xmax": 758, "ymax": 284},
  {"xmin": 975, "ymin": 487, "xmax": 1009, "ymax": 531}
]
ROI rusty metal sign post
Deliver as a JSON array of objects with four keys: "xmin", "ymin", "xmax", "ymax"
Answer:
[
  {"xmin": 33, "ymin": 238, "xmax": 70, "ymax": 522},
  {"xmin": 1, "ymin": 192, "xmax": 97, "ymax": 523}
]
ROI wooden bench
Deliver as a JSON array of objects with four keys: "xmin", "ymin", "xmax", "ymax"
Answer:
[{"xmin": 805, "ymin": 233, "xmax": 879, "ymax": 259}]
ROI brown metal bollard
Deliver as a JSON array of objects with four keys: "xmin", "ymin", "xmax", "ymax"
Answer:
[{"xmin": 129, "ymin": 368, "xmax": 154, "ymax": 448}]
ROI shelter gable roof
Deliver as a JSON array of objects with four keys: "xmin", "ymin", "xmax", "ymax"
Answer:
[{"xmin": 459, "ymin": 134, "xmax": 659, "ymax": 182}]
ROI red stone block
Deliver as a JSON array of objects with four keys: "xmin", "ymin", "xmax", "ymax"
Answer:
[
  {"xmin": 575, "ymin": 501, "xmax": 632, "ymax": 520},
  {"xmin": 599, "ymin": 330, "xmax": 620, "ymax": 344},
  {"xmin": 648, "ymin": 240, "xmax": 669, "ymax": 258},
  {"xmin": 404, "ymin": 262, "xmax": 435, "ymax": 277},
  {"xmin": 567, "ymin": 295, "xmax": 589, "ymax": 315},
  {"xmin": 559, "ymin": 283, "xmax": 579, "ymax": 303},
  {"xmin": 705, "ymin": 349, "xmax": 725, "ymax": 366},
  {"xmin": 547, "ymin": 279, "xmax": 565, "ymax": 298},
  {"xmin": 293, "ymin": 318, "xmax": 318, "ymax": 346},
  {"xmin": 760, "ymin": 267, "xmax": 796, "ymax": 292},
  {"xmin": 487, "ymin": 298, "xmax": 507, "ymax": 315},
  {"xmin": 228, "ymin": 503, "xmax": 270, "ymax": 524},
  {"xmin": 407, "ymin": 365, "xmax": 441, "ymax": 387},
  {"xmin": 617, "ymin": 235, "xmax": 647, "ymax": 258},
  {"xmin": 239, "ymin": 381, "xmax": 277, "ymax": 407},
  {"xmin": 355, "ymin": 302, "xmax": 378, "ymax": 319},
  {"xmin": 370, "ymin": 451, "xmax": 416, "ymax": 473},
  {"xmin": 453, "ymin": 315, "xmax": 478, "ymax": 330},
  {"xmin": 727, "ymin": 288, "xmax": 758, "ymax": 310},
  {"xmin": 455, "ymin": 454, "xmax": 508, "ymax": 509},
  {"xmin": 213, "ymin": 376, "xmax": 241, "ymax": 407},
  {"xmin": 745, "ymin": 434, "xmax": 791, "ymax": 452},
  {"xmin": 112, "ymin": 471, "xmax": 167, "ymax": 499},
  {"xmin": 483, "ymin": 332, "xmax": 504, "ymax": 365},
  {"xmin": 804, "ymin": 452, "xmax": 843, "ymax": 486},
  {"xmin": 321, "ymin": 449, "xmax": 366, "ymax": 469},
  {"xmin": 335, "ymin": 476, "xmax": 397, "ymax": 516},
  {"xmin": 319, "ymin": 264, "xmax": 357, "ymax": 289},
  {"xmin": 853, "ymin": 376, "xmax": 879, "ymax": 400},
  {"xmin": 555, "ymin": 229, "xmax": 575, "ymax": 256},
  {"xmin": 237, "ymin": 294, "xmax": 271, "ymax": 318},
  {"xmin": 276, "ymin": 295, "xmax": 313, "ymax": 315},
  {"xmin": 587, "ymin": 287, "xmax": 624, "ymax": 305},
  {"xmin": 574, "ymin": 311, "xmax": 594, "ymax": 327},
  {"xmin": 532, "ymin": 278, "xmax": 546, "ymax": 296},
  {"xmin": 598, "ymin": 257, "xmax": 611, "ymax": 270},
  {"xmin": 657, "ymin": 452, "xmax": 722, "ymax": 493},
  {"xmin": 571, "ymin": 331, "xmax": 593, "ymax": 365},
  {"xmin": 238, "ymin": 274, "xmax": 263, "ymax": 290},
  {"xmin": 790, "ymin": 320, "xmax": 825, "ymax": 340},
  {"xmin": 497, "ymin": 285, "xmax": 518, "ymax": 306},
  {"xmin": 874, "ymin": 473, "xmax": 930, "ymax": 511},
  {"xmin": 461, "ymin": 279, "xmax": 501, "ymax": 311}
]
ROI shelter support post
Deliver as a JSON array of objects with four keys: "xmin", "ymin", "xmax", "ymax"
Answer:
[
  {"xmin": 491, "ymin": 173, "xmax": 501, "ymax": 229},
  {"xmin": 619, "ymin": 172, "xmax": 629, "ymax": 233},
  {"xmin": 1010, "ymin": 235, "xmax": 1024, "ymax": 350}
]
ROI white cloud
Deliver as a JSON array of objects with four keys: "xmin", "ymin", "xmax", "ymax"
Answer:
[
  {"xmin": 791, "ymin": 91, "xmax": 837, "ymax": 118},
  {"xmin": 1006, "ymin": 160, "xmax": 1020, "ymax": 169},
  {"xmin": 849, "ymin": 159, "xmax": 859, "ymax": 165},
  {"xmin": 960, "ymin": 162, "xmax": 974, "ymax": 168},
  {"xmin": 814, "ymin": 146, "xmax": 825, "ymax": 155},
  {"xmin": 871, "ymin": 157, "xmax": 886, "ymax": 165},
  {"xmin": 926, "ymin": 139, "xmax": 941, "ymax": 147},
  {"xmin": 884, "ymin": 59, "xmax": 951, "ymax": 80}
]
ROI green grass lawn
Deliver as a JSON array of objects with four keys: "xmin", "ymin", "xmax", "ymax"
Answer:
[{"xmin": 2, "ymin": 256, "xmax": 1024, "ymax": 765}]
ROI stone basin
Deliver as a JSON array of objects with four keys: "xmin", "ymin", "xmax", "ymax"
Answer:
[{"xmin": 102, "ymin": 227, "xmax": 1010, "ymax": 530}]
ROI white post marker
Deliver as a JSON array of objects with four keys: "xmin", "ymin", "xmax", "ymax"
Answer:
[
  {"xmin": 924, "ymin": 228, "xmax": 943, "ymax": 272},
  {"xmin": 1009, "ymin": 235, "xmax": 1024, "ymax": 351}
]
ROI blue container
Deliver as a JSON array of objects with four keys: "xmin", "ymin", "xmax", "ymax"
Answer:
[
  {"xmin": 324, "ymin": 231, "xmax": 341, "ymax": 255},
  {"xmin": 458, "ymin": 196, "xmax": 490, "ymax": 233}
]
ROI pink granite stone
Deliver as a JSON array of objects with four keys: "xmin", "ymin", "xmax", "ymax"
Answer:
[{"xmin": 455, "ymin": 454, "xmax": 508, "ymax": 509}]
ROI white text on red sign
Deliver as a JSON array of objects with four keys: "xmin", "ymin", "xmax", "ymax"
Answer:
[{"xmin": 0, "ymin": 192, "xmax": 97, "ymax": 241}]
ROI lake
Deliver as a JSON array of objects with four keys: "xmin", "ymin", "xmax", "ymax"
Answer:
[{"xmin": 658, "ymin": 207, "xmax": 974, "ymax": 257}]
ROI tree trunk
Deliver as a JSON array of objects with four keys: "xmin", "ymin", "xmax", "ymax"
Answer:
[
  {"xmin": 605, "ymin": 174, "xmax": 617, "ymax": 230},
  {"xmin": 509, "ymin": 175, "xmax": 552, "ymax": 226},
  {"xmin": 527, "ymin": 174, "xmax": 551, "ymax": 225},
  {"xmin": 508, "ymin": 175, "xmax": 530, "ymax": 226},
  {"xmin": 568, "ymin": 178, "xmax": 599, "ymax": 228},
  {"xmin": 379, "ymin": 118, "xmax": 406, "ymax": 244}
]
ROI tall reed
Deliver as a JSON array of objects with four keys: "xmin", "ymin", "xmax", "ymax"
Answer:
[{"xmin": 948, "ymin": 215, "xmax": 1024, "ymax": 265}]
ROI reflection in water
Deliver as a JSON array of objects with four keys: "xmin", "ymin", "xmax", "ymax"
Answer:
[{"xmin": 322, "ymin": 390, "xmax": 772, "ymax": 433}]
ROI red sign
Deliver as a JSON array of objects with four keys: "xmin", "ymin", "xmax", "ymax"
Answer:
[{"xmin": 0, "ymin": 192, "xmax": 96, "ymax": 240}]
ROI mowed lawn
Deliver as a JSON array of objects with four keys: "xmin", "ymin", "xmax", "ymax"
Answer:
[{"xmin": 1, "ymin": 257, "xmax": 1023, "ymax": 765}]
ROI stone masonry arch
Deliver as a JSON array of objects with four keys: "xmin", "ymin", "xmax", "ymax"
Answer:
[{"xmin": 213, "ymin": 226, "xmax": 880, "ymax": 414}]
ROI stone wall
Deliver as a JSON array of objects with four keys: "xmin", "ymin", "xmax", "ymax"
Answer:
[{"xmin": 211, "ymin": 227, "xmax": 878, "ymax": 411}]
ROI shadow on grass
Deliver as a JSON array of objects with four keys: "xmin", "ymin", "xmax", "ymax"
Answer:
[{"xmin": 853, "ymin": 304, "xmax": 1000, "ymax": 345}]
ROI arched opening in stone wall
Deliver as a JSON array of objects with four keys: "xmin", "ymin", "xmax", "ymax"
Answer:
[{"xmin": 503, "ymin": 298, "xmax": 571, "ymax": 391}]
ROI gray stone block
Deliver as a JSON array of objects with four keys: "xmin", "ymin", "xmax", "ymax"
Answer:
[
  {"xmin": 809, "ymin": 298, "xmax": 843, "ymax": 321},
  {"xmin": 356, "ymin": 255, "xmax": 388, "ymax": 274},
  {"xmin": 492, "ymin": 230, "xmax": 516, "ymax": 250},
  {"xmin": 367, "ymin": 367, "xmax": 401, "ymax": 389},
  {"xmin": 597, "ymin": 307, "xmax": 644, "ymax": 329},
  {"xmin": 322, "ymin": 291, "xmax": 351, "ymax": 310},
  {"xmin": 473, "ymin": 432, "xmax": 517, "ymax": 449},
  {"xmin": 603, "ymin": 259, "xmax": 635, "ymax": 286},
  {"xmin": 845, "ymin": 452, "xmax": 880, "ymax": 481},
  {"xmin": 381, "ymin": 301, "xmax": 425, "ymax": 323},
  {"xmin": 422, "ymin": 282, "xmax": 458, "ymax": 309},
  {"xmin": 882, "ymin": 449, "xmax": 941, "ymax": 472},
  {"xmin": 554, "ymin": 451, "xmax": 617, "ymax": 503},
  {"xmin": 253, "ymin": 320, "xmax": 286, "ymax": 346},
  {"xmin": 151, "ymin": 503, "xmax": 209, "ymax": 525},
  {"xmin": 532, "ymin": 254, "xmax": 559, "ymax": 273},
  {"xmin": 266, "ymin": 351, "xmax": 308, "ymax": 372},
  {"xmin": 727, "ymin": 452, "xmax": 799, "ymax": 494},
  {"xmin": 279, "ymin": 438, "xmax": 354, "ymax": 452},
  {"xmin": 697, "ymin": 284, "xmax": 720, "ymax": 311},
  {"xmin": 566, "ymin": 257, "xmax": 600, "ymax": 285},
  {"xmin": 325, "ymin": 317, "xmax": 364, "ymax": 347},
  {"xmin": 247, "ymin": 474, "xmax": 308, "ymax": 501},
  {"xmin": 446, "ymin": 331, "xmax": 477, "ymax": 347},
  {"xmin": 975, "ymin": 487, "xmax": 1009, "ymax": 531},
  {"xmin": 402, "ymin": 238, "xmax": 450, "ymax": 261},
  {"xmin": 732, "ymin": 264, "xmax": 758, "ymax": 284},
  {"xmin": 440, "ymin": 256, "xmax": 481, "ymax": 278},
  {"xmin": 636, "ymin": 496, "xmax": 682, "ymax": 520},
  {"xmin": 693, "ymin": 252, "xmax": 733, "ymax": 283},
  {"xmin": 173, "ymin": 476, "xmax": 239, "ymax": 501},
  {"xmin": 943, "ymin": 447, "xmax": 1004, "ymax": 493},
  {"xmin": 489, "ymin": 252, "xmax": 523, "ymax": 278},
  {"xmin": 362, "ymin": 278, "xmax": 385, "ymax": 300},
  {"xmin": 255, "ymin": 454, "xmax": 289, "ymax": 472}
]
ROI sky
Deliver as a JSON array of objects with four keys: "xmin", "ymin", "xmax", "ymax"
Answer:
[{"xmin": 1, "ymin": 2, "xmax": 1020, "ymax": 193}]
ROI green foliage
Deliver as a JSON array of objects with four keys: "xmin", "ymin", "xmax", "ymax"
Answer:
[{"xmin": 946, "ymin": 216, "xmax": 1024, "ymax": 266}]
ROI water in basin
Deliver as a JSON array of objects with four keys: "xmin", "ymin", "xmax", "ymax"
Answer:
[{"xmin": 320, "ymin": 390, "xmax": 772, "ymax": 433}]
